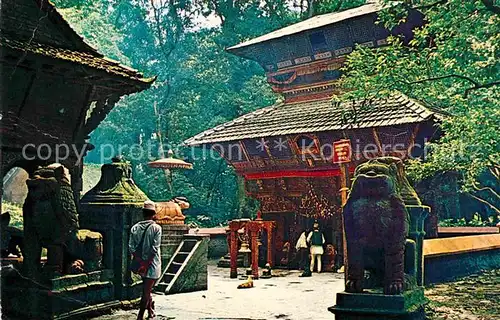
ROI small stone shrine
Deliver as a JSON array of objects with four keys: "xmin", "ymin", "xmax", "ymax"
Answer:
[
  {"xmin": 81, "ymin": 158, "xmax": 205, "ymax": 298},
  {"xmin": 79, "ymin": 157, "xmax": 149, "ymax": 301},
  {"xmin": 329, "ymin": 157, "xmax": 429, "ymax": 320}
]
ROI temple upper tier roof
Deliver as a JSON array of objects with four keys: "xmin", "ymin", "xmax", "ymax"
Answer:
[
  {"xmin": 228, "ymin": 2, "xmax": 380, "ymax": 52},
  {"xmin": 184, "ymin": 94, "xmax": 445, "ymax": 146}
]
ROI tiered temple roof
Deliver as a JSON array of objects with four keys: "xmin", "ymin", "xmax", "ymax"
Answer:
[
  {"xmin": 185, "ymin": 94, "xmax": 444, "ymax": 146},
  {"xmin": 0, "ymin": 0, "xmax": 155, "ymax": 193},
  {"xmin": 228, "ymin": 2, "xmax": 381, "ymax": 54}
]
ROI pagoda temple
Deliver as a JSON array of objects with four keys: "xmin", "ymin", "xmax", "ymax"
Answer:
[
  {"xmin": 185, "ymin": 3, "xmax": 444, "ymax": 269},
  {"xmin": 0, "ymin": 0, "xmax": 154, "ymax": 202}
]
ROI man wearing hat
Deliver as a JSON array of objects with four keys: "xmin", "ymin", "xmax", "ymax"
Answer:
[{"xmin": 129, "ymin": 201, "xmax": 162, "ymax": 319}]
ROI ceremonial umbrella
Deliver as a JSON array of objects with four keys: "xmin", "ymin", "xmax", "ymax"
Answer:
[
  {"xmin": 148, "ymin": 151, "xmax": 193, "ymax": 170},
  {"xmin": 148, "ymin": 149, "xmax": 193, "ymax": 195}
]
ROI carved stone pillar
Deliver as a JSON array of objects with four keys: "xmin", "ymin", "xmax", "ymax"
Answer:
[
  {"xmin": 229, "ymin": 220, "xmax": 239, "ymax": 279},
  {"xmin": 407, "ymin": 205, "xmax": 430, "ymax": 286}
]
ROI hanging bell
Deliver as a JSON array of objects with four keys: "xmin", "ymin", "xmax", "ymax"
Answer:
[{"xmin": 239, "ymin": 240, "xmax": 251, "ymax": 253}]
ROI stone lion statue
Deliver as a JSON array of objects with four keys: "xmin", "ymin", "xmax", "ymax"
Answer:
[
  {"xmin": 155, "ymin": 197, "xmax": 189, "ymax": 224},
  {"xmin": 23, "ymin": 164, "xmax": 102, "ymax": 278},
  {"xmin": 343, "ymin": 157, "xmax": 417, "ymax": 295}
]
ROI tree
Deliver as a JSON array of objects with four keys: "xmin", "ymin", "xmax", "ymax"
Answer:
[
  {"xmin": 338, "ymin": 0, "xmax": 499, "ymax": 217},
  {"xmin": 54, "ymin": 0, "xmax": 297, "ymax": 226}
]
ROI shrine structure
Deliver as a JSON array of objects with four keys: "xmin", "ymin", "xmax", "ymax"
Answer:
[
  {"xmin": 185, "ymin": 3, "xmax": 444, "ymax": 270},
  {"xmin": 0, "ymin": 0, "xmax": 154, "ymax": 318},
  {"xmin": 0, "ymin": 0, "xmax": 154, "ymax": 201}
]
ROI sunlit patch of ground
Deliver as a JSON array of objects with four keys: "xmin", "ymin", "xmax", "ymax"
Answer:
[{"xmin": 96, "ymin": 262, "xmax": 345, "ymax": 320}]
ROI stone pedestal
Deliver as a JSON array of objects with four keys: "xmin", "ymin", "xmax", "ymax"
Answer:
[
  {"xmin": 160, "ymin": 224, "xmax": 189, "ymax": 268},
  {"xmin": 329, "ymin": 288, "xmax": 426, "ymax": 320},
  {"xmin": 1, "ymin": 268, "xmax": 119, "ymax": 319},
  {"xmin": 79, "ymin": 203, "xmax": 144, "ymax": 301}
]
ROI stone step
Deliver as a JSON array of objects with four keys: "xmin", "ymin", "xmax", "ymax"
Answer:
[
  {"xmin": 155, "ymin": 283, "xmax": 168, "ymax": 292},
  {"xmin": 180, "ymin": 240, "xmax": 197, "ymax": 252}
]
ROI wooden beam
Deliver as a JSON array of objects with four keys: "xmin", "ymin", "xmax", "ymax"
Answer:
[
  {"xmin": 372, "ymin": 127, "xmax": 383, "ymax": 155},
  {"xmin": 407, "ymin": 123, "xmax": 420, "ymax": 157},
  {"xmin": 73, "ymin": 85, "xmax": 95, "ymax": 141},
  {"xmin": 16, "ymin": 71, "xmax": 37, "ymax": 118}
]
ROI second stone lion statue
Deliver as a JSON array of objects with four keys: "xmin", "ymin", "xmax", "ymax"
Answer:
[{"xmin": 344, "ymin": 157, "xmax": 417, "ymax": 295}]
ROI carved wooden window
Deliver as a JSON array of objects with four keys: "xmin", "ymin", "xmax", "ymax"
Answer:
[
  {"xmin": 244, "ymin": 139, "xmax": 270, "ymax": 158},
  {"xmin": 294, "ymin": 134, "xmax": 320, "ymax": 155},
  {"xmin": 268, "ymin": 136, "xmax": 293, "ymax": 158},
  {"xmin": 309, "ymin": 31, "xmax": 328, "ymax": 52}
]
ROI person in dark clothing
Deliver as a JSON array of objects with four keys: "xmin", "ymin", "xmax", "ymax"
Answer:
[
  {"xmin": 295, "ymin": 228, "xmax": 310, "ymax": 270},
  {"xmin": 307, "ymin": 221, "xmax": 325, "ymax": 273}
]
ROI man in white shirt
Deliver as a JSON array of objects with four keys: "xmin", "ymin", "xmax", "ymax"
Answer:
[
  {"xmin": 129, "ymin": 201, "xmax": 162, "ymax": 320},
  {"xmin": 295, "ymin": 228, "xmax": 309, "ymax": 271}
]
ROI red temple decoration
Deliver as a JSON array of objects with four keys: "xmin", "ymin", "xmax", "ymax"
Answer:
[
  {"xmin": 227, "ymin": 219, "xmax": 275, "ymax": 279},
  {"xmin": 185, "ymin": 3, "xmax": 443, "ymax": 272}
]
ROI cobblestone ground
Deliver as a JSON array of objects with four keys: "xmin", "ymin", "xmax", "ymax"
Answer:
[{"xmin": 97, "ymin": 263, "xmax": 345, "ymax": 320}]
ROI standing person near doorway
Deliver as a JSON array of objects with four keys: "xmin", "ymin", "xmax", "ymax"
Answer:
[
  {"xmin": 129, "ymin": 201, "xmax": 162, "ymax": 320},
  {"xmin": 295, "ymin": 228, "xmax": 310, "ymax": 271},
  {"xmin": 307, "ymin": 221, "xmax": 325, "ymax": 273}
]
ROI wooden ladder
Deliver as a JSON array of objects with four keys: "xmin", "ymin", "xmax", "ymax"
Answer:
[{"xmin": 154, "ymin": 237, "xmax": 200, "ymax": 294}]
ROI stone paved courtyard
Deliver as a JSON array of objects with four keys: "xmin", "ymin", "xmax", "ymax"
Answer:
[
  {"xmin": 96, "ymin": 262, "xmax": 345, "ymax": 320},
  {"xmin": 94, "ymin": 265, "xmax": 500, "ymax": 320}
]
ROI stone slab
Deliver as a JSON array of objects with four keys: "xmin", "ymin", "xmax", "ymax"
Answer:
[
  {"xmin": 1, "ymin": 269, "xmax": 116, "ymax": 319},
  {"xmin": 329, "ymin": 288, "xmax": 426, "ymax": 320},
  {"xmin": 424, "ymin": 234, "xmax": 500, "ymax": 257}
]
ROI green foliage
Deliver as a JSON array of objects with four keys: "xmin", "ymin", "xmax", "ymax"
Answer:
[
  {"xmin": 2, "ymin": 201, "xmax": 23, "ymax": 229},
  {"xmin": 439, "ymin": 213, "xmax": 499, "ymax": 227},
  {"xmin": 313, "ymin": 0, "xmax": 366, "ymax": 15},
  {"xmin": 57, "ymin": 3, "xmax": 130, "ymax": 63},
  {"xmin": 53, "ymin": 0, "xmax": 304, "ymax": 227}
]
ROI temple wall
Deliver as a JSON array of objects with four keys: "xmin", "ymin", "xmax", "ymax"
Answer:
[
  {"xmin": 424, "ymin": 234, "xmax": 500, "ymax": 284},
  {"xmin": 160, "ymin": 224, "xmax": 189, "ymax": 267}
]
